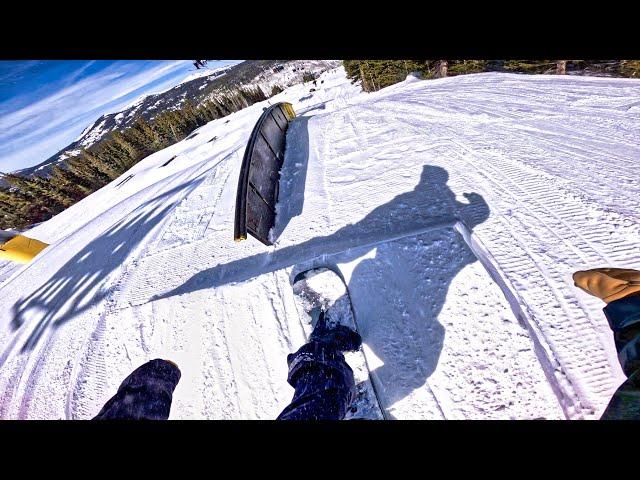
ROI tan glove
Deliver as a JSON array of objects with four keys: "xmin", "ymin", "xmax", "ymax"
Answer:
[{"xmin": 573, "ymin": 268, "xmax": 640, "ymax": 303}]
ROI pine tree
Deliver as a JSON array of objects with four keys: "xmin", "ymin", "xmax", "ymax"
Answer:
[
  {"xmin": 557, "ymin": 60, "xmax": 567, "ymax": 74},
  {"xmin": 81, "ymin": 149, "xmax": 121, "ymax": 180}
]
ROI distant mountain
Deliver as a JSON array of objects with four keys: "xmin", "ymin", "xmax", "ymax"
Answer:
[{"xmin": 15, "ymin": 60, "xmax": 339, "ymax": 178}]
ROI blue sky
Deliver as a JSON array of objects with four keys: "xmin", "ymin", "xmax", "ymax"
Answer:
[{"xmin": 0, "ymin": 60, "xmax": 239, "ymax": 172}]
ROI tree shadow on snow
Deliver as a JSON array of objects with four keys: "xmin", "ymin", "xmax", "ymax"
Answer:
[
  {"xmin": 6, "ymin": 177, "xmax": 205, "ymax": 357},
  {"xmin": 157, "ymin": 165, "xmax": 490, "ymax": 416}
]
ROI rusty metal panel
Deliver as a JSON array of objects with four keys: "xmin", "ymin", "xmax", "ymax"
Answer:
[
  {"xmin": 234, "ymin": 102, "xmax": 295, "ymax": 245},
  {"xmin": 271, "ymin": 105, "xmax": 288, "ymax": 131},
  {"xmin": 260, "ymin": 117, "xmax": 285, "ymax": 164},
  {"xmin": 246, "ymin": 187, "xmax": 276, "ymax": 242},
  {"xmin": 248, "ymin": 135, "xmax": 280, "ymax": 206}
]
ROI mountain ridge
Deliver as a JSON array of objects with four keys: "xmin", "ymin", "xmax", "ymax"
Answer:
[{"xmin": 14, "ymin": 60, "xmax": 339, "ymax": 177}]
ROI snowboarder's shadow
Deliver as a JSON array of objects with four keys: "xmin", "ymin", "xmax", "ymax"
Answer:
[
  {"xmin": 343, "ymin": 223, "xmax": 480, "ymax": 418},
  {"xmin": 163, "ymin": 164, "xmax": 489, "ymax": 417},
  {"xmin": 301, "ymin": 165, "xmax": 490, "ymax": 417}
]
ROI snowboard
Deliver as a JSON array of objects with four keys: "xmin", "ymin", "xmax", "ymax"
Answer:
[{"xmin": 291, "ymin": 267, "xmax": 385, "ymax": 420}]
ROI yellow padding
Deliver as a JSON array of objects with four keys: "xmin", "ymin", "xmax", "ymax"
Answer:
[
  {"xmin": 283, "ymin": 103, "xmax": 296, "ymax": 120},
  {"xmin": 0, "ymin": 235, "xmax": 49, "ymax": 264}
]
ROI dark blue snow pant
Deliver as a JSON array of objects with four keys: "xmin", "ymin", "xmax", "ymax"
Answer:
[
  {"xmin": 93, "ymin": 359, "xmax": 181, "ymax": 420},
  {"xmin": 93, "ymin": 341, "xmax": 357, "ymax": 420},
  {"xmin": 601, "ymin": 295, "xmax": 640, "ymax": 419},
  {"xmin": 276, "ymin": 341, "xmax": 357, "ymax": 420}
]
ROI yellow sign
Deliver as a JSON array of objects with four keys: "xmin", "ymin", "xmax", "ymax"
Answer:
[{"xmin": 0, "ymin": 234, "xmax": 49, "ymax": 264}]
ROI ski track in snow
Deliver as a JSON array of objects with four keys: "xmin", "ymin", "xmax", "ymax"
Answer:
[{"xmin": 0, "ymin": 69, "xmax": 638, "ymax": 419}]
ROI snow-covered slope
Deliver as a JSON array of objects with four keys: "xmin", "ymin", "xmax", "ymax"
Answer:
[{"xmin": 0, "ymin": 68, "xmax": 638, "ymax": 419}]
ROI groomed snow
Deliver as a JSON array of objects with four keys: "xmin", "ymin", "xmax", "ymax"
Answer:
[{"xmin": 0, "ymin": 67, "xmax": 638, "ymax": 419}]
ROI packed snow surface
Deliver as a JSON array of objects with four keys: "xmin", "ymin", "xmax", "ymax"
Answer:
[{"xmin": 1, "ymin": 68, "xmax": 639, "ymax": 419}]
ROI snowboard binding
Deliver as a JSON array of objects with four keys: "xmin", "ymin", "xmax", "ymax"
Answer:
[
  {"xmin": 293, "ymin": 268, "xmax": 362, "ymax": 352},
  {"xmin": 292, "ymin": 267, "xmax": 385, "ymax": 419},
  {"xmin": 309, "ymin": 310, "xmax": 362, "ymax": 352}
]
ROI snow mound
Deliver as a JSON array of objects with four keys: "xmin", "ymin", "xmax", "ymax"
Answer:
[{"xmin": 404, "ymin": 72, "xmax": 422, "ymax": 82}]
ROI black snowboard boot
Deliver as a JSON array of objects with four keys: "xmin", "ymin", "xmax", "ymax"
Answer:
[{"xmin": 309, "ymin": 309, "xmax": 362, "ymax": 352}]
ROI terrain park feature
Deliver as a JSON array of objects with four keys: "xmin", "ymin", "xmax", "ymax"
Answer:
[{"xmin": 234, "ymin": 102, "xmax": 296, "ymax": 245}]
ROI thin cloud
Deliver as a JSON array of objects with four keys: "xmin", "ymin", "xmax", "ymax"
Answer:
[{"xmin": 0, "ymin": 60, "xmax": 232, "ymax": 172}]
